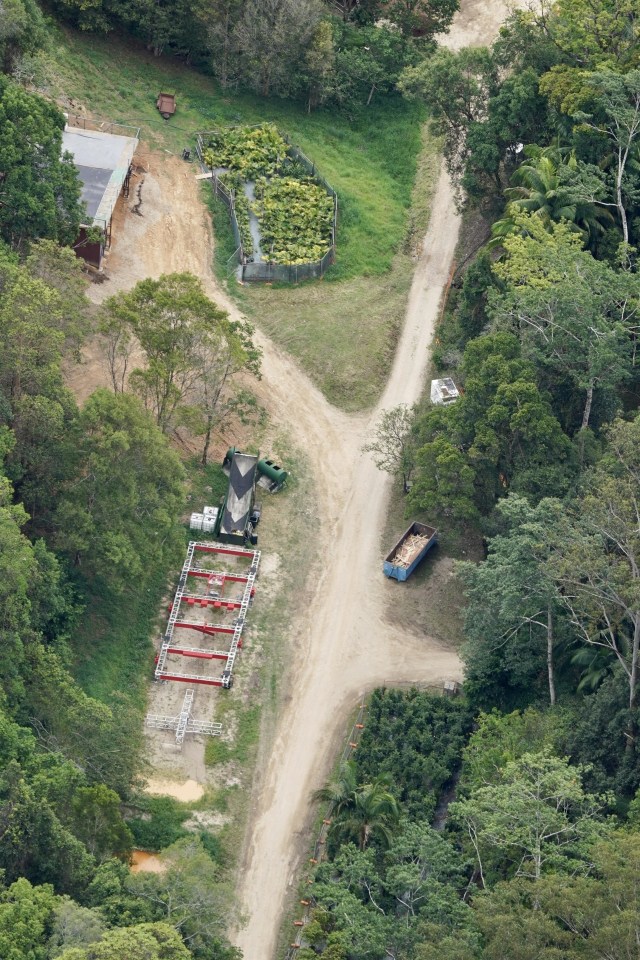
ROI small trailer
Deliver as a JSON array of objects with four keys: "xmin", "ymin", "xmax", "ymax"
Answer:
[
  {"xmin": 156, "ymin": 92, "xmax": 176, "ymax": 120},
  {"xmin": 383, "ymin": 521, "xmax": 438, "ymax": 581}
]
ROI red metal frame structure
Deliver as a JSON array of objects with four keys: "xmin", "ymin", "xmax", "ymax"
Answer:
[{"xmin": 154, "ymin": 541, "xmax": 260, "ymax": 689}]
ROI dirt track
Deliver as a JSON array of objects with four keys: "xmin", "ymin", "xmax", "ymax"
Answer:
[
  {"xmin": 234, "ymin": 3, "xmax": 520, "ymax": 955},
  {"xmin": 65, "ymin": 2, "xmax": 515, "ymax": 952}
]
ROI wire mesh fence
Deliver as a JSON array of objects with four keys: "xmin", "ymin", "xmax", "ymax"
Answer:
[{"xmin": 195, "ymin": 128, "xmax": 337, "ymax": 284}]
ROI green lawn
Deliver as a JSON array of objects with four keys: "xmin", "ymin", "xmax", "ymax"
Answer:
[{"xmin": 47, "ymin": 29, "xmax": 438, "ymax": 410}]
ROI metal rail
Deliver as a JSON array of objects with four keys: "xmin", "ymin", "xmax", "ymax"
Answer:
[{"xmin": 145, "ymin": 688, "xmax": 223, "ymax": 744}]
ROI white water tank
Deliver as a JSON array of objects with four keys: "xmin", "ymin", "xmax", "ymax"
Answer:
[{"xmin": 190, "ymin": 512, "xmax": 204, "ymax": 531}]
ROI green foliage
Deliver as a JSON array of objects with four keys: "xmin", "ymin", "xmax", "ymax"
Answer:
[
  {"xmin": 491, "ymin": 215, "xmax": 639, "ymax": 431},
  {"xmin": 70, "ymin": 785, "xmax": 133, "ymax": 862},
  {"xmin": 99, "ymin": 273, "xmax": 259, "ymax": 463},
  {"xmin": 53, "ymin": 390, "xmax": 185, "ymax": 587},
  {"xmin": 57, "ymin": 922, "xmax": 191, "ymax": 960},
  {"xmin": 203, "ymin": 125, "xmax": 334, "ymax": 265},
  {"xmin": 203, "ymin": 124, "xmax": 288, "ymax": 180},
  {"xmin": 450, "ymin": 751, "xmax": 612, "ymax": 883},
  {"xmin": 459, "ymin": 709, "xmax": 567, "ymax": 796},
  {"xmin": 253, "ymin": 176, "xmax": 334, "ymax": 264},
  {"xmin": 411, "ymin": 333, "xmax": 575, "ymax": 521},
  {"xmin": 0, "ymin": 76, "xmax": 83, "ymax": 250},
  {"xmin": 128, "ymin": 838, "xmax": 240, "ymax": 959},
  {"xmin": 457, "ymin": 495, "xmax": 568, "ymax": 708},
  {"xmin": 354, "ymin": 689, "xmax": 473, "ymax": 822},
  {"xmin": 314, "ymin": 762, "xmax": 400, "ymax": 851},
  {"xmin": 127, "ymin": 796, "xmax": 190, "ymax": 851},
  {"xmin": 0, "ymin": 877, "xmax": 57, "ymax": 960},
  {"xmin": 0, "ymin": 0, "xmax": 48, "ymax": 75},
  {"xmin": 474, "ymin": 831, "xmax": 640, "ymax": 959}
]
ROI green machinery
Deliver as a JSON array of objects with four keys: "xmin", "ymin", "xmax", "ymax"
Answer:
[{"xmin": 223, "ymin": 448, "xmax": 288, "ymax": 492}]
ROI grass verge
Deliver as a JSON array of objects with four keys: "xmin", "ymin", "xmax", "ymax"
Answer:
[{"xmin": 200, "ymin": 432, "xmax": 318, "ymax": 875}]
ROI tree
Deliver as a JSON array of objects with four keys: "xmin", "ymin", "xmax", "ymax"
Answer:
[
  {"xmin": 0, "ymin": 0, "xmax": 48, "ymax": 74},
  {"xmin": 492, "ymin": 215, "xmax": 639, "ymax": 430},
  {"xmin": 201, "ymin": 0, "xmax": 243, "ymax": 88},
  {"xmin": 179, "ymin": 317, "xmax": 260, "ymax": 466},
  {"xmin": 304, "ymin": 19, "xmax": 335, "ymax": 112},
  {"xmin": 457, "ymin": 495, "xmax": 566, "ymax": 705},
  {"xmin": 534, "ymin": 0, "xmax": 640, "ymax": 70},
  {"xmin": 0, "ymin": 469, "xmax": 40, "ymax": 703},
  {"xmin": 409, "ymin": 435, "xmax": 478, "ymax": 522},
  {"xmin": 385, "ymin": 0, "xmax": 459, "ymax": 40},
  {"xmin": 57, "ymin": 923, "xmax": 191, "ymax": 960},
  {"xmin": 128, "ymin": 838, "xmax": 240, "ymax": 958},
  {"xmin": 450, "ymin": 752, "xmax": 610, "ymax": 886},
  {"xmin": 383, "ymin": 820, "xmax": 469, "ymax": 918},
  {"xmin": 572, "ymin": 69, "xmax": 640, "ymax": 245},
  {"xmin": 399, "ymin": 47, "xmax": 498, "ymax": 196},
  {"xmin": 313, "ymin": 762, "xmax": 400, "ymax": 850},
  {"xmin": 48, "ymin": 899, "xmax": 106, "ymax": 957},
  {"xmin": 0, "ymin": 76, "xmax": 83, "ymax": 249},
  {"xmin": 459, "ymin": 709, "xmax": 565, "ymax": 795},
  {"xmin": 0, "ymin": 877, "xmax": 58, "ymax": 960},
  {"xmin": 53, "ymin": 390, "xmax": 184, "ymax": 586},
  {"xmin": 491, "ymin": 147, "xmax": 614, "ymax": 246},
  {"xmin": 547, "ymin": 416, "xmax": 640, "ymax": 733},
  {"xmin": 70, "ymin": 786, "xmax": 133, "ymax": 863},
  {"xmin": 362, "ymin": 404, "xmax": 416, "ymax": 492},
  {"xmin": 0, "ymin": 257, "xmax": 67, "ymax": 402},
  {"xmin": 0, "ymin": 761, "xmax": 94, "ymax": 897},
  {"xmin": 232, "ymin": 0, "xmax": 323, "ymax": 98},
  {"xmin": 474, "ymin": 831, "xmax": 640, "ymax": 960},
  {"xmin": 24, "ymin": 240, "xmax": 91, "ymax": 360},
  {"xmin": 100, "ymin": 273, "xmax": 259, "ymax": 437},
  {"xmin": 330, "ymin": 22, "xmax": 413, "ymax": 111}
]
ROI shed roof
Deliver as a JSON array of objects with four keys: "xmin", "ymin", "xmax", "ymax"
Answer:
[{"xmin": 62, "ymin": 126, "xmax": 138, "ymax": 226}]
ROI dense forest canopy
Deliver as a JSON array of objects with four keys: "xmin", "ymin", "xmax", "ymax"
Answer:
[{"xmin": 0, "ymin": 0, "xmax": 640, "ymax": 957}]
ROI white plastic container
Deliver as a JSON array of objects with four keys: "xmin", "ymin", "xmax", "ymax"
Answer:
[{"xmin": 190, "ymin": 512, "xmax": 204, "ymax": 531}]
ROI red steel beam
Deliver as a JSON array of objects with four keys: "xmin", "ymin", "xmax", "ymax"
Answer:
[
  {"xmin": 174, "ymin": 620, "xmax": 234, "ymax": 636},
  {"xmin": 194, "ymin": 544, "xmax": 256, "ymax": 559},
  {"xmin": 166, "ymin": 647, "xmax": 229, "ymax": 660},
  {"xmin": 187, "ymin": 570, "xmax": 251, "ymax": 583},
  {"xmin": 158, "ymin": 673, "xmax": 223, "ymax": 686}
]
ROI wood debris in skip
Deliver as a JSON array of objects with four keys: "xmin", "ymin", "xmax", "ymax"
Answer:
[{"xmin": 391, "ymin": 534, "xmax": 430, "ymax": 568}]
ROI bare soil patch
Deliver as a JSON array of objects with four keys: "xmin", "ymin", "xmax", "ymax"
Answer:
[
  {"xmin": 144, "ymin": 777, "xmax": 205, "ymax": 803},
  {"xmin": 130, "ymin": 850, "xmax": 167, "ymax": 873}
]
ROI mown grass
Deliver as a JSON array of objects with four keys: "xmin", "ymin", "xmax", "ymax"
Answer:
[{"xmin": 45, "ymin": 28, "xmax": 440, "ymax": 410}]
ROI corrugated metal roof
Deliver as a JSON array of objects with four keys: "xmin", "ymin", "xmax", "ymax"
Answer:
[{"xmin": 62, "ymin": 126, "xmax": 138, "ymax": 226}]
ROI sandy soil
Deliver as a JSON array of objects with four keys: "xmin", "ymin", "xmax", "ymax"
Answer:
[
  {"xmin": 130, "ymin": 850, "xmax": 167, "ymax": 873},
  {"xmin": 438, "ymin": 0, "xmax": 524, "ymax": 50},
  {"xmin": 61, "ymin": 1, "xmax": 512, "ymax": 951},
  {"xmin": 144, "ymin": 777, "xmax": 205, "ymax": 803}
]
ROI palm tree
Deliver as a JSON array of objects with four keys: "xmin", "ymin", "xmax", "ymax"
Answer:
[
  {"xmin": 313, "ymin": 762, "xmax": 400, "ymax": 851},
  {"xmin": 490, "ymin": 146, "xmax": 614, "ymax": 248}
]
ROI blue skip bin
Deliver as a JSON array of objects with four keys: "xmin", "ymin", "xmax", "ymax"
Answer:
[{"xmin": 383, "ymin": 521, "xmax": 438, "ymax": 582}]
